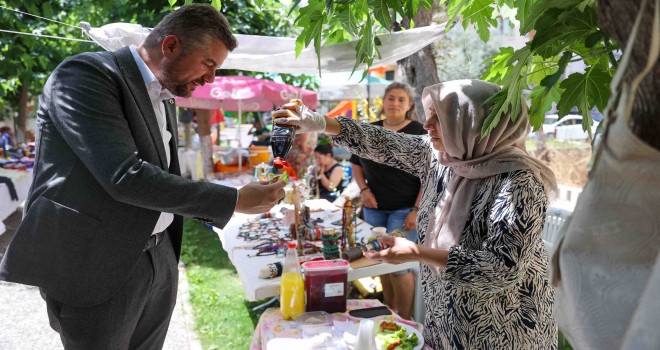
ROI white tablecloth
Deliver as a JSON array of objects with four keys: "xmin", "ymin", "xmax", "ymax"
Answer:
[
  {"xmin": 0, "ymin": 168, "xmax": 31, "ymax": 235},
  {"xmin": 213, "ymin": 199, "xmax": 418, "ymax": 301}
]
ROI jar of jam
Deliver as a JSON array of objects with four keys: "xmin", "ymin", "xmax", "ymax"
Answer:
[{"xmin": 302, "ymin": 260, "xmax": 349, "ymax": 313}]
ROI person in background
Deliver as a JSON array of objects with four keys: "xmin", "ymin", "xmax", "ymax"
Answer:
[
  {"xmin": 0, "ymin": 5, "xmax": 284, "ymax": 350},
  {"xmin": 275, "ymin": 79, "xmax": 558, "ymax": 349},
  {"xmin": 350, "ymin": 82, "xmax": 425, "ymax": 320},
  {"xmin": 285, "ymin": 129, "xmax": 316, "ymax": 180},
  {"xmin": 1, "ymin": 126, "xmax": 15, "ymax": 158},
  {"xmin": 313, "ymin": 143, "xmax": 344, "ymax": 202},
  {"xmin": 248, "ymin": 114, "xmax": 270, "ymax": 145}
]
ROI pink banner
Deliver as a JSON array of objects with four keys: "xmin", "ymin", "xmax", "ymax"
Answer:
[{"xmin": 175, "ymin": 76, "xmax": 317, "ymax": 111}]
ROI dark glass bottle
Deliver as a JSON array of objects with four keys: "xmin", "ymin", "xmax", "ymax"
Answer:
[{"xmin": 270, "ymin": 109, "xmax": 296, "ymax": 169}]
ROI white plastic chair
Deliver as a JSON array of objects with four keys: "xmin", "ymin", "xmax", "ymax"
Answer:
[
  {"xmin": 412, "ymin": 264, "xmax": 425, "ymax": 323},
  {"xmin": 542, "ymin": 207, "xmax": 572, "ymax": 253}
]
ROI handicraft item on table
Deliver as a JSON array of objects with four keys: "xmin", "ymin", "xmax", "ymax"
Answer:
[
  {"xmin": 341, "ymin": 240, "xmax": 383, "ymax": 262},
  {"xmin": 254, "ymin": 162, "xmax": 272, "ymax": 182},
  {"xmin": 341, "ymin": 197, "xmax": 357, "ymax": 249},
  {"xmin": 258, "ymin": 261, "xmax": 283, "ymax": 279},
  {"xmin": 321, "ymin": 228, "xmax": 341, "ymax": 260},
  {"xmin": 306, "ymin": 164, "xmax": 320, "ymax": 199}
]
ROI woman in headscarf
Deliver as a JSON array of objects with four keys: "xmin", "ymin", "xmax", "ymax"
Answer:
[{"xmin": 275, "ymin": 80, "xmax": 558, "ymax": 349}]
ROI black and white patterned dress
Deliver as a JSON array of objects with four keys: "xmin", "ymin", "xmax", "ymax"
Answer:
[{"xmin": 332, "ymin": 118, "xmax": 557, "ymax": 350}]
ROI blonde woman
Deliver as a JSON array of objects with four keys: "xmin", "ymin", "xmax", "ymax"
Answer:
[{"xmin": 351, "ymin": 82, "xmax": 425, "ymax": 320}]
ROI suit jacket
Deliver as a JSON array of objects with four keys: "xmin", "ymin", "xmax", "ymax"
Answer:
[{"xmin": 0, "ymin": 47, "xmax": 237, "ymax": 307}]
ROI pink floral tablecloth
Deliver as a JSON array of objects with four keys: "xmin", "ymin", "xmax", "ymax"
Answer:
[{"xmin": 250, "ymin": 299, "xmax": 431, "ymax": 350}]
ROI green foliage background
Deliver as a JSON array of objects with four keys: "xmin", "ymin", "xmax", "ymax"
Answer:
[
  {"xmin": 289, "ymin": 0, "xmax": 618, "ymax": 136},
  {"xmin": 0, "ymin": 0, "xmax": 317, "ymax": 121}
]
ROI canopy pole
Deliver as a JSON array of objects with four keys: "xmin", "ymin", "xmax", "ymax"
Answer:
[{"xmin": 238, "ymin": 99, "xmax": 242, "ymax": 172}]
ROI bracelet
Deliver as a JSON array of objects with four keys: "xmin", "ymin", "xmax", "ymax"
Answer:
[
  {"xmin": 411, "ymin": 206, "xmax": 419, "ymax": 211},
  {"xmin": 360, "ymin": 187, "xmax": 370, "ymax": 193}
]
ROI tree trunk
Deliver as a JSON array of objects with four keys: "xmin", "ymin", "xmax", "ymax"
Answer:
[
  {"xmin": 534, "ymin": 130, "xmax": 547, "ymax": 156},
  {"xmin": 17, "ymin": 80, "xmax": 29, "ymax": 143},
  {"xmin": 395, "ymin": 3, "xmax": 440, "ymax": 123},
  {"xmin": 597, "ymin": 0, "xmax": 660, "ymax": 150}
]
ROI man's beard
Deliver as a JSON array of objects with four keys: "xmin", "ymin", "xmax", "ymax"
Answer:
[{"xmin": 160, "ymin": 56, "xmax": 199, "ymax": 97}]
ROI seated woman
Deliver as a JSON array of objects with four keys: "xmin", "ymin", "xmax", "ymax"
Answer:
[
  {"xmin": 313, "ymin": 144, "xmax": 344, "ymax": 202},
  {"xmin": 248, "ymin": 114, "xmax": 271, "ymax": 146},
  {"xmin": 275, "ymin": 80, "xmax": 558, "ymax": 350}
]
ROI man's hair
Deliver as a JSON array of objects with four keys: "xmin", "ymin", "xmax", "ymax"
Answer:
[{"xmin": 143, "ymin": 4, "xmax": 238, "ymax": 53}]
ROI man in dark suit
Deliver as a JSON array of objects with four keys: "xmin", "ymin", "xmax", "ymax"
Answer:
[{"xmin": 0, "ymin": 4, "xmax": 285, "ymax": 349}]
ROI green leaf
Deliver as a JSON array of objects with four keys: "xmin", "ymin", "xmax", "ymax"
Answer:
[
  {"xmin": 403, "ymin": 0, "xmax": 421, "ymax": 19},
  {"xmin": 519, "ymin": 0, "xmax": 549, "ymax": 33},
  {"xmin": 482, "ymin": 46, "xmax": 514, "ymax": 84},
  {"xmin": 446, "ymin": 0, "xmax": 474, "ymax": 25},
  {"xmin": 526, "ymin": 55, "xmax": 557, "ymax": 87},
  {"xmin": 482, "ymin": 44, "xmax": 532, "ymax": 134},
  {"xmin": 168, "ymin": 0, "xmax": 178, "ymax": 7},
  {"xmin": 530, "ymin": 7, "xmax": 598, "ymax": 58},
  {"xmin": 461, "ymin": 0, "xmax": 497, "ymax": 42},
  {"xmin": 326, "ymin": 0, "xmax": 335, "ymax": 15},
  {"xmin": 336, "ymin": 5, "xmax": 359, "ymax": 35},
  {"xmin": 481, "ymin": 88, "xmax": 509, "ymax": 135},
  {"xmin": 386, "ymin": 0, "xmax": 406, "ymax": 18},
  {"xmin": 516, "ymin": 0, "xmax": 537, "ymax": 34},
  {"xmin": 351, "ymin": 16, "xmax": 375, "ymax": 76},
  {"xmin": 556, "ymin": 65, "xmax": 611, "ymax": 119},
  {"xmin": 538, "ymin": 51, "xmax": 571, "ymax": 89},
  {"xmin": 585, "ymin": 30, "xmax": 603, "ymax": 48},
  {"xmin": 211, "ymin": 0, "xmax": 222, "ymax": 10},
  {"xmin": 528, "ymin": 83, "xmax": 563, "ymax": 129},
  {"xmin": 549, "ymin": 0, "xmax": 595, "ymax": 10},
  {"xmin": 371, "ymin": 0, "xmax": 392, "ymax": 28},
  {"xmin": 288, "ymin": 0, "xmax": 303, "ymax": 16},
  {"xmin": 576, "ymin": 0, "xmax": 594, "ymax": 11},
  {"xmin": 295, "ymin": 35, "xmax": 306, "ymax": 57}
]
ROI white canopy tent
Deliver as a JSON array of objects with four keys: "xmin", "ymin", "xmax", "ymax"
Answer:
[
  {"xmin": 81, "ymin": 22, "xmax": 447, "ymax": 74},
  {"xmin": 318, "ymin": 74, "xmax": 392, "ymax": 101},
  {"xmin": 80, "ymin": 21, "xmax": 447, "ymax": 174}
]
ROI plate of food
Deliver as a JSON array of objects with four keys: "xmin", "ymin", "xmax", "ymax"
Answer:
[{"xmin": 374, "ymin": 320, "xmax": 423, "ymax": 350}]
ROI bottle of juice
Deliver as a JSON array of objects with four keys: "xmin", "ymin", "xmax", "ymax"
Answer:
[{"xmin": 280, "ymin": 241, "xmax": 305, "ymax": 320}]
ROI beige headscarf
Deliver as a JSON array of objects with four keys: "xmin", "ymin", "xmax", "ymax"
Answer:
[{"xmin": 422, "ymin": 80, "xmax": 557, "ymax": 252}]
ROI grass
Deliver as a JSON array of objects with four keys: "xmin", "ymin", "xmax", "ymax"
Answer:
[
  {"xmin": 525, "ymin": 138, "xmax": 591, "ymax": 152},
  {"xmin": 180, "ymin": 219, "xmax": 273, "ymax": 350}
]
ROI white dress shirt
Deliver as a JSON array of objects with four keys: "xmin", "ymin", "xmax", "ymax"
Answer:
[{"xmin": 129, "ymin": 46, "xmax": 174, "ymax": 234}]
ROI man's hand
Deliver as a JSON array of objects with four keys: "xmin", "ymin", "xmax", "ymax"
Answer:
[
  {"xmin": 235, "ymin": 181, "xmax": 286, "ymax": 214},
  {"xmin": 361, "ymin": 190, "xmax": 378, "ymax": 209},
  {"xmin": 403, "ymin": 210, "xmax": 417, "ymax": 231},
  {"xmin": 273, "ymin": 101, "xmax": 326, "ymax": 134},
  {"xmin": 364, "ymin": 236, "xmax": 420, "ymax": 264}
]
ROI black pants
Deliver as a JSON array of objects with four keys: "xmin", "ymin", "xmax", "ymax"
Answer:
[{"xmin": 41, "ymin": 230, "xmax": 178, "ymax": 350}]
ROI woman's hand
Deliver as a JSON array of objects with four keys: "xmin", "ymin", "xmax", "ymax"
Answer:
[
  {"xmin": 273, "ymin": 102, "xmax": 326, "ymax": 134},
  {"xmin": 364, "ymin": 236, "xmax": 420, "ymax": 264},
  {"xmin": 403, "ymin": 210, "xmax": 417, "ymax": 231},
  {"xmin": 361, "ymin": 189, "xmax": 378, "ymax": 209}
]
